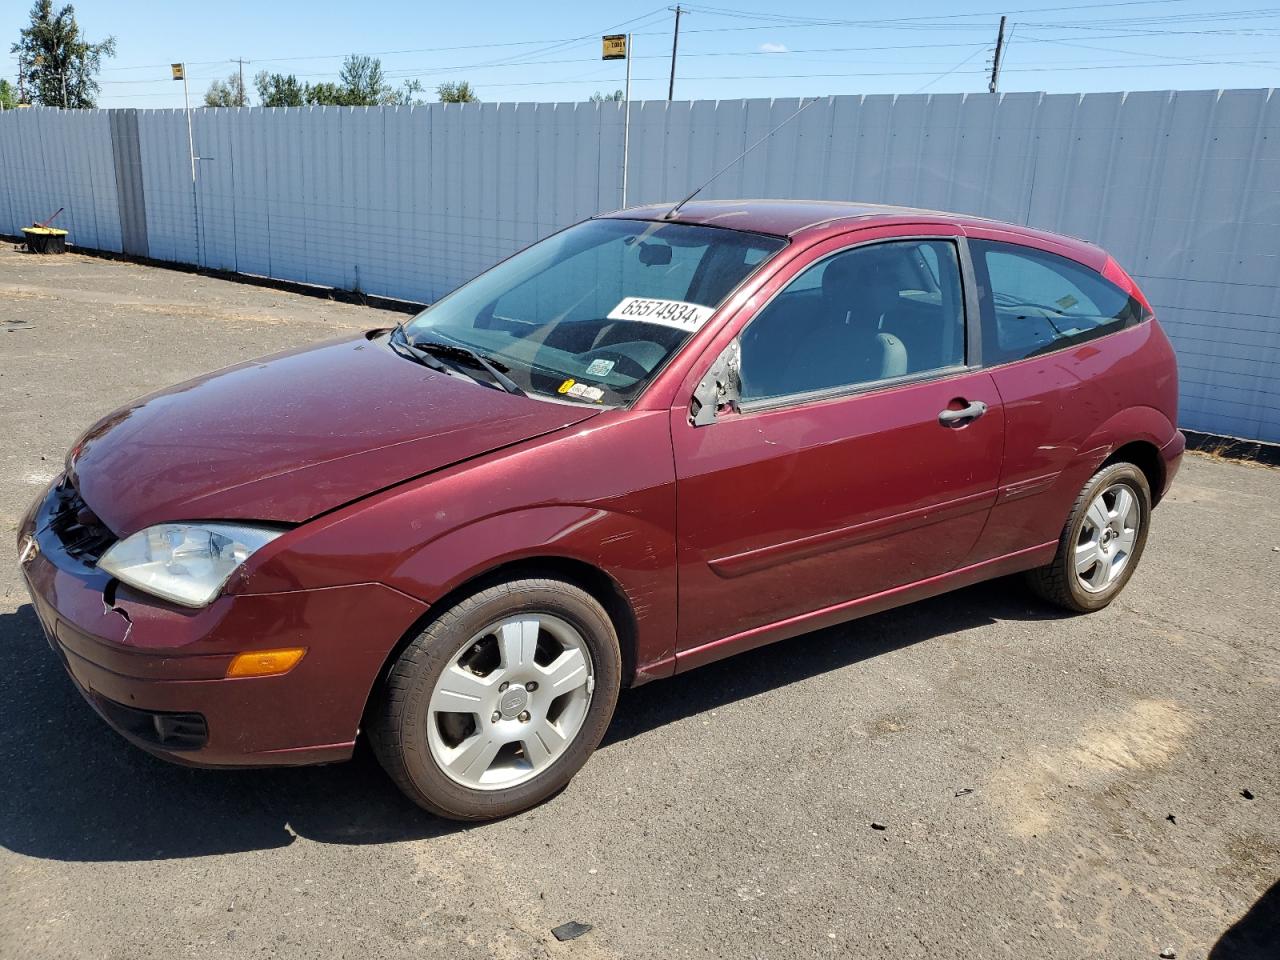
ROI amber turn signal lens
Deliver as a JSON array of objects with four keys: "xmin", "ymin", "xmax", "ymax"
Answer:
[{"xmin": 225, "ymin": 647, "xmax": 306, "ymax": 678}]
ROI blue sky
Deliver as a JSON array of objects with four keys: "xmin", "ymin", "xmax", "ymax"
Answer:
[{"xmin": 3, "ymin": 1, "xmax": 1278, "ymax": 108}]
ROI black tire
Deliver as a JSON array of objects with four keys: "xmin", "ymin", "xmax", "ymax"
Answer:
[
  {"xmin": 1025, "ymin": 460, "xmax": 1152, "ymax": 613},
  {"xmin": 370, "ymin": 578, "xmax": 622, "ymax": 820}
]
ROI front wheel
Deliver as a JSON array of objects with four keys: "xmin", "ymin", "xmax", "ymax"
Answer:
[
  {"xmin": 1025, "ymin": 460, "xmax": 1152, "ymax": 613},
  {"xmin": 370, "ymin": 578, "xmax": 622, "ymax": 820}
]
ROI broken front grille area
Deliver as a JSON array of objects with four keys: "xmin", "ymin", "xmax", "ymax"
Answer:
[{"xmin": 46, "ymin": 478, "xmax": 117, "ymax": 565}]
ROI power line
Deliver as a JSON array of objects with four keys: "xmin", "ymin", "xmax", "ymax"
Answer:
[
  {"xmin": 1017, "ymin": 29, "xmax": 1278, "ymax": 66},
  {"xmin": 683, "ymin": 2, "xmax": 1277, "ymax": 28},
  {"xmin": 92, "ymin": 34, "xmax": 1280, "ymax": 80},
  {"xmin": 95, "ymin": 55, "xmax": 1280, "ymax": 101},
  {"xmin": 913, "ymin": 45, "xmax": 991, "ymax": 96},
  {"xmin": 97, "ymin": 42, "xmax": 1280, "ymax": 89},
  {"xmin": 682, "ymin": 0, "xmax": 1196, "ymax": 22},
  {"xmin": 58, "ymin": 2, "xmax": 1280, "ymax": 104},
  {"xmin": 74, "ymin": 6, "xmax": 670, "ymax": 77},
  {"xmin": 44, "ymin": 10, "xmax": 1280, "ymax": 76},
  {"xmin": 666, "ymin": 2, "xmax": 1279, "ymax": 35}
]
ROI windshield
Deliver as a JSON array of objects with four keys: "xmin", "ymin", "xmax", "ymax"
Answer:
[{"xmin": 399, "ymin": 218, "xmax": 787, "ymax": 405}]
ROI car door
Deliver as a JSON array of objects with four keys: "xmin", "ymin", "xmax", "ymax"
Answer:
[
  {"xmin": 670, "ymin": 230, "xmax": 1005, "ymax": 661},
  {"xmin": 962, "ymin": 231, "xmax": 1155, "ymax": 563}
]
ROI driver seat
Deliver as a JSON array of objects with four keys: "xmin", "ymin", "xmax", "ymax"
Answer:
[{"xmin": 787, "ymin": 249, "xmax": 908, "ymax": 391}]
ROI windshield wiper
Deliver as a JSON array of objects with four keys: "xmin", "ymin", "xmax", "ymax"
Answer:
[
  {"xmin": 409, "ymin": 337, "xmax": 527, "ymax": 397},
  {"xmin": 389, "ymin": 328, "xmax": 468, "ymax": 378}
]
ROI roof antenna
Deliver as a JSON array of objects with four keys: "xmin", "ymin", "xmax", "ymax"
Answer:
[{"xmin": 664, "ymin": 96, "xmax": 826, "ymax": 221}]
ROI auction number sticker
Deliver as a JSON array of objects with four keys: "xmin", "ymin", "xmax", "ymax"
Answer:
[{"xmin": 607, "ymin": 297, "xmax": 715, "ymax": 332}]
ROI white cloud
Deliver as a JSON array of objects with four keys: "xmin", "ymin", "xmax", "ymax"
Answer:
[{"xmin": 758, "ymin": 42, "xmax": 788, "ymax": 54}]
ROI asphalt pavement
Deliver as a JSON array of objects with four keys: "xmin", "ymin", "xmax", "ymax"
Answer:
[{"xmin": 1, "ymin": 247, "xmax": 1276, "ymax": 960}]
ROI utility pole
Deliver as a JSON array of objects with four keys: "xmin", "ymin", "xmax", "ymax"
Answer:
[
  {"xmin": 173, "ymin": 62, "xmax": 201, "ymax": 268},
  {"xmin": 623, "ymin": 34, "xmax": 633, "ymax": 207},
  {"xmin": 989, "ymin": 16, "xmax": 1007, "ymax": 94},
  {"xmin": 602, "ymin": 33, "xmax": 634, "ymax": 208},
  {"xmin": 667, "ymin": 5, "xmax": 685, "ymax": 101},
  {"xmin": 236, "ymin": 57, "xmax": 246, "ymax": 106}
]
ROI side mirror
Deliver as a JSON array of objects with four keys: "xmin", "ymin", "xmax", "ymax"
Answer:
[{"xmin": 689, "ymin": 339, "xmax": 742, "ymax": 427}]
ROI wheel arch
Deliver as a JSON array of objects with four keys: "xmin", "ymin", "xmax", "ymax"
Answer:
[
  {"xmin": 359, "ymin": 554, "xmax": 642, "ymax": 733},
  {"xmin": 1103, "ymin": 439, "xmax": 1165, "ymax": 504},
  {"xmin": 1079, "ymin": 404, "xmax": 1177, "ymax": 505}
]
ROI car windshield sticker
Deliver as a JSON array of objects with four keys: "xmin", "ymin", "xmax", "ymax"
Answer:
[
  {"xmin": 607, "ymin": 297, "xmax": 715, "ymax": 332},
  {"xmin": 565, "ymin": 382, "xmax": 605, "ymax": 402},
  {"xmin": 585, "ymin": 358, "xmax": 616, "ymax": 377}
]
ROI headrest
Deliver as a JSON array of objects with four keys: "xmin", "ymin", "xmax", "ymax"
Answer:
[{"xmin": 821, "ymin": 247, "xmax": 901, "ymax": 315}]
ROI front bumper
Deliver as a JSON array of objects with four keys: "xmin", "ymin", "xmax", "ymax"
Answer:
[{"xmin": 18, "ymin": 482, "xmax": 428, "ymax": 768}]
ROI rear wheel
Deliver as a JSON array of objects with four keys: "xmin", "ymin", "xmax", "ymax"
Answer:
[
  {"xmin": 371, "ymin": 578, "xmax": 622, "ymax": 820},
  {"xmin": 1026, "ymin": 461, "xmax": 1151, "ymax": 612}
]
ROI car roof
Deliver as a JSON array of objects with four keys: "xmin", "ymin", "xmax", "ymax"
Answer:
[{"xmin": 607, "ymin": 198, "xmax": 1104, "ymax": 266}]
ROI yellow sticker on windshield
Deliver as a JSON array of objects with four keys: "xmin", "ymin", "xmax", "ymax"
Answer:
[{"xmin": 558, "ymin": 378, "xmax": 576, "ymax": 394}]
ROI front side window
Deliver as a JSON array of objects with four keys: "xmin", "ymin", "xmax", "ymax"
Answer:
[
  {"xmin": 739, "ymin": 239, "xmax": 966, "ymax": 403},
  {"xmin": 400, "ymin": 219, "xmax": 786, "ymax": 405},
  {"xmin": 973, "ymin": 240, "xmax": 1147, "ymax": 364}
]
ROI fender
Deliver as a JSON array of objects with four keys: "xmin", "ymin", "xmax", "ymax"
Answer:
[
  {"xmin": 234, "ymin": 410, "xmax": 680, "ymax": 680},
  {"xmin": 1079, "ymin": 404, "xmax": 1177, "ymax": 459},
  {"xmin": 973, "ymin": 402, "xmax": 1179, "ymax": 565},
  {"xmin": 1075, "ymin": 403, "xmax": 1178, "ymax": 495},
  {"xmin": 382, "ymin": 504, "xmax": 679, "ymax": 679}
]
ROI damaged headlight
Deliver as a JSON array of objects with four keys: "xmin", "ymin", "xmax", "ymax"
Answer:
[{"xmin": 98, "ymin": 523, "xmax": 283, "ymax": 608}]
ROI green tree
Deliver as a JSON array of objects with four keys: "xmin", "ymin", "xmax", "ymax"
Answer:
[
  {"xmin": 337, "ymin": 54, "xmax": 392, "ymax": 106},
  {"xmin": 394, "ymin": 78, "xmax": 425, "ymax": 106},
  {"xmin": 437, "ymin": 80, "xmax": 478, "ymax": 103},
  {"xmin": 10, "ymin": 0, "xmax": 116, "ymax": 108},
  {"xmin": 590, "ymin": 89, "xmax": 624, "ymax": 102},
  {"xmin": 252, "ymin": 57, "xmax": 422, "ymax": 110},
  {"xmin": 0, "ymin": 79, "xmax": 17, "ymax": 109},
  {"xmin": 204, "ymin": 71, "xmax": 248, "ymax": 107},
  {"xmin": 303, "ymin": 80, "xmax": 346, "ymax": 105},
  {"xmin": 254, "ymin": 71, "xmax": 304, "ymax": 107}
]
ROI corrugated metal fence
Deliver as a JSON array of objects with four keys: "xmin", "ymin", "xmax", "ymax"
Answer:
[{"xmin": 1, "ymin": 90, "xmax": 1277, "ymax": 442}]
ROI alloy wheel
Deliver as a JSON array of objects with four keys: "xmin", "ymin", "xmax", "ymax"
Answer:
[
  {"xmin": 426, "ymin": 613, "xmax": 594, "ymax": 790},
  {"xmin": 1074, "ymin": 482, "xmax": 1141, "ymax": 593}
]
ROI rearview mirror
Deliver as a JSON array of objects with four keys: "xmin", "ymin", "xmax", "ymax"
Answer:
[
  {"xmin": 690, "ymin": 339, "xmax": 742, "ymax": 427},
  {"xmin": 639, "ymin": 242, "xmax": 673, "ymax": 266}
]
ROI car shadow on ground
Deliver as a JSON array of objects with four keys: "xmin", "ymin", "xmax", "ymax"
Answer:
[
  {"xmin": 0, "ymin": 579, "xmax": 1065, "ymax": 862},
  {"xmin": 1210, "ymin": 880, "xmax": 1279, "ymax": 960}
]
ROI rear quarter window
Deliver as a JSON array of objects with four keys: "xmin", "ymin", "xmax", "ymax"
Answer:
[{"xmin": 972, "ymin": 240, "xmax": 1147, "ymax": 365}]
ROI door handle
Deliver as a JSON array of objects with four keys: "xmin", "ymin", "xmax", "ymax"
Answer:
[{"xmin": 938, "ymin": 399, "xmax": 988, "ymax": 427}]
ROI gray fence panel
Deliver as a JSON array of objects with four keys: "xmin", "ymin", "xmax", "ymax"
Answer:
[
  {"xmin": 136, "ymin": 109, "xmax": 197, "ymax": 264},
  {"xmin": 0, "ymin": 109, "xmax": 121, "ymax": 250},
  {"xmin": 230, "ymin": 108, "xmax": 269, "ymax": 277},
  {"xmin": 0, "ymin": 92, "xmax": 1276, "ymax": 440},
  {"xmin": 108, "ymin": 109, "xmax": 149, "ymax": 257}
]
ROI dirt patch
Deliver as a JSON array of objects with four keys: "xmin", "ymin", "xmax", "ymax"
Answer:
[{"xmin": 993, "ymin": 699, "xmax": 1194, "ymax": 838}]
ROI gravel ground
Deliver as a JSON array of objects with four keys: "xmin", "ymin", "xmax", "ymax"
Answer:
[{"xmin": 1, "ymin": 247, "xmax": 1276, "ymax": 960}]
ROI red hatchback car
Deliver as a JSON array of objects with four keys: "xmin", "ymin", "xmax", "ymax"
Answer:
[{"xmin": 19, "ymin": 200, "xmax": 1183, "ymax": 820}]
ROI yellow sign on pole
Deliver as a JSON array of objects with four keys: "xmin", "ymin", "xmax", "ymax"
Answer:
[
  {"xmin": 602, "ymin": 34, "xmax": 627, "ymax": 60},
  {"xmin": 171, "ymin": 63, "xmax": 185, "ymax": 81}
]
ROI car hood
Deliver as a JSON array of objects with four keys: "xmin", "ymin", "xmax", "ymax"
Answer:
[{"xmin": 69, "ymin": 333, "xmax": 599, "ymax": 536}]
